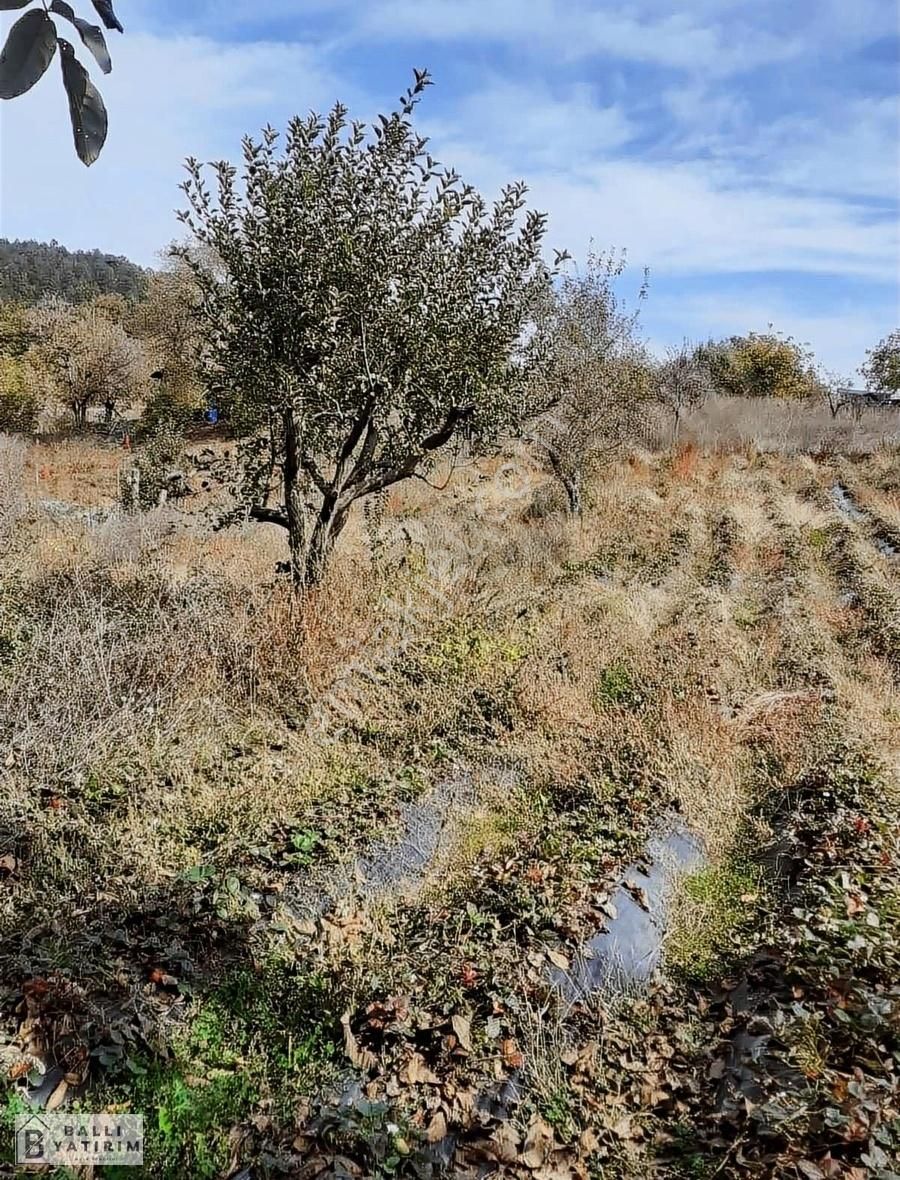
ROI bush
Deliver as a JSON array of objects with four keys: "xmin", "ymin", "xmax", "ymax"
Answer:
[
  {"xmin": 0, "ymin": 357, "xmax": 38, "ymax": 433},
  {"xmin": 122, "ymin": 423, "xmax": 187, "ymax": 510},
  {"xmin": 698, "ymin": 331, "xmax": 822, "ymax": 401},
  {"xmin": 141, "ymin": 382, "xmax": 201, "ymax": 435}
]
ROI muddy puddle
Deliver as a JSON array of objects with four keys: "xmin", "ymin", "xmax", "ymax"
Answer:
[
  {"xmin": 553, "ymin": 819, "xmax": 707, "ymax": 1000},
  {"xmin": 354, "ymin": 772, "xmax": 483, "ymax": 892},
  {"xmin": 280, "ymin": 764, "xmax": 513, "ymax": 927},
  {"xmin": 830, "ymin": 484, "xmax": 898, "ymax": 559}
]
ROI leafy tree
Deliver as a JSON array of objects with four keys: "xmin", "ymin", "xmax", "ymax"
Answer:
[
  {"xmin": 0, "ymin": 0, "xmax": 123, "ymax": 165},
  {"xmin": 0, "ymin": 353, "xmax": 39, "ymax": 431},
  {"xmin": 178, "ymin": 72, "xmax": 551, "ymax": 588},
  {"xmin": 656, "ymin": 342, "xmax": 712, "ymax": 441},
  {"xmin": 129, "ymin": 253, "xmax": 204, "ymax": 429},
  {"xmin": 697, "ymin": 330, "xmax": 821, "ymax": 401},
  {"xmin": 0, "ymin": 300, "xmax": 33, "ymax": 356},
  {"xmin": 523, "ymin": 248, "xmax": 652, "ymax": 514},
  {"xmin": 28, "ymin": 297, "xmax": 148, "ymax": 426},
  {"xmin": 860, "ymin": 330, "xmax": 900, "ymax": 398}
]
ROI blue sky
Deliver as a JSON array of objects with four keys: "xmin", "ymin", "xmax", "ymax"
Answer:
[{"xmin": 0, "ymin": 0, "xmax": 897, "ymax": 377}]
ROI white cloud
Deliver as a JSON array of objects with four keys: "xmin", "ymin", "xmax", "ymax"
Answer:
[
  {"xmin": 348, "ymin": 0, "xmax": 802, "ymax": 75},
  {"xmin": 424, "ymin": 79, "xmax": 634, "ymax": 173},
  {"xmin": 750, "ymin": 98, "xmax": 900, "ymax": 203},
  {"xmin": 0, "ymin": 29, "xmax": 345, "ymax": 263},
  {"xmin": 0, "ymin": 1, "xmax": 894, "ymax": 377},
  {"xmin": 647, "ymin": 290, "xmax": 898, "ymax": 380},
  {"xmin": 424, "ymin": 127, "xmax": 897, "ymax": 284}
]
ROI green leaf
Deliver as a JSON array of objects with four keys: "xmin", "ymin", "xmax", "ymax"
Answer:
[
  {"xmin": 0, "ymin": 7, "xmax": 57, "ymax": 99},
  {"xmin": 57, "ymin": 37, "xmax": 107, "ymax": 166},
  {"xmin": 49, "ymin": 0, "xmax": 111, "ymax": 74},
  {"xmin": 0, "ymin": 3, "xmax": 34, "ymax": 10}
]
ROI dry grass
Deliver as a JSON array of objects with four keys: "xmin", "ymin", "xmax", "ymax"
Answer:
[
  {"xmin": 673, "ymin": 394, "xmax": 900, "ymax": 455},
  {"xmin": 0, "ymin": 414, "xmax": 898, "ymax": 1175}
]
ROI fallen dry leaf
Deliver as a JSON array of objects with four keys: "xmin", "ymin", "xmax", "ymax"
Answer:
[
  {"xmin": 797, "ymin": 1162, "xmax": 825, "ymax": 1180},
  {"xmin": 845, "ymin": 892, "xmax": 865, "ymax": 917},
  {"xmin": 0, "ymin": 853, "xmax": 16, "ymax": 875},
  {"xmin": 340, "ymin": 1012, "xmax": 377, "ymax": 1072},
  {"xmin": 426, "ymin": 1111, "xmax": 448, "ymax": 1144},
  {"xmin": 611, "ymin": 1113, "xmax": 637, "ymax": 1141},
  {"xmin": 580, "ymin": 1127, "xmax": 601, "ymax": 1154},
  {"xmin": 451, "ymin": 1013, "xmax": 473, "ymax": 1052},
  {"xmin": 501, "ymin": 1037, "xmax": 524, "ymax": 1069},
  {"xmin": 402, "ymin": 1052, "xmax": 441, "ymax": 1086},
  {"xmin": 490, "ymin": 1121, "xmax": 521, "ymax": 1164},
  {"xmin": 547, "ymin": 949, "xmax": 570, "ymax": 972},
  {"xmin": 522, "ymin": 1114, "xmax": 556, "ymax": 1169},
  {"xmin": 460, "ymin": 962, "xmax": 479, "ymax": 988},
  {"xmin": 624, "ymin": 881, "xmax": 650, "ymax": 911},
  {"xmin": 46, "ymin": 1079, "xmax": 68, "ymax": 1111}
]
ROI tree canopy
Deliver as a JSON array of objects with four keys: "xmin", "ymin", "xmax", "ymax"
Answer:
[
  {"xmin": 524, "ymin": 248, "xmax": 653, "ymax": 513},
  {"xmin": 861, "ymin": 329, "xmax": 900, "ymax": 397},
  {"xmin": 697, "ymin": 330, "xmax": 822, "ymax": 401},
  {"xmin": 27, "ymin": 296, "xmax": 149, "ymax": 426}
]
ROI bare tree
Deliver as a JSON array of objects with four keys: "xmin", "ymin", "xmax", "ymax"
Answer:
[
  {"xmin": 28, "ymin": 298, "xmax": 148, "ymax": 427},
  {"xmin": 523, "ymin": 248, "xmax": 652, "ymax": 514},
  {"xmin": 656, "ymin": 343, "xmax": 712, "ymax": 442}
]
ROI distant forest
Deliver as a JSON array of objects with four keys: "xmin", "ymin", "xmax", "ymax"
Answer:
[{"xmin": 0, "ymin": 239, "xmax": 148, "ymax": 304}]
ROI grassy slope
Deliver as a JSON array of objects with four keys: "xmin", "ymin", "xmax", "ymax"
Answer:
[{"xmin": 0, "ymin": 434, "xmax": 897, "ymax": 1179}]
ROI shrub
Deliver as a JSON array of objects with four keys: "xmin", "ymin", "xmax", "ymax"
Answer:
[
  {"xmin": 697, "ymin": 330, "xmax": 822, "ymax": 401},
  {"xmin": 0, "ymin": 356, "xmax": 38, "ymax": 433}
]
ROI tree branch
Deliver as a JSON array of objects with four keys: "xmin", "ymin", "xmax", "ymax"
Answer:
[
  {"xmin": 333, "ymin": 395, "xmax": 376, "ymax": 491},
  {"xmin": 249, "ymin": 504, "xmax": 289, "ymax": 529},
  {"xmin": 421, "ymin": 403, "xmax": 475, "ymax": 452},
  {"xmin": 342, "ymin": 404, "xmax": 474, "ymax": 503},
  {"xmin": 299, "ymin": 455, "xmax": 330, "ymax": 497},
  {"xmin": 522, "ymin": 433, "xmax": 566, "ymax": 479}
]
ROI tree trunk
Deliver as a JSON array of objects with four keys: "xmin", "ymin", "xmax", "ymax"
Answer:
[
  {"xmin": 282, "ymin": 408, "xmax": 309, "ymax": 590},
  {"xmin": 537, "ymin": 440, "xmax": 582, "ymax": 516},
  {"xmin": 104, "ymin": 400, "xmax": 115, "ymax": 425},
  {"xmin": 562, "ymin": 472, "xmax": 582, "ymax": 515},
  {"xmin": 304, "ymin": 501, "xmax": 351, "ymax": 587},
  {"xmin": 72, "ymin": 400, "xmax": 87, "ymax": 428}
]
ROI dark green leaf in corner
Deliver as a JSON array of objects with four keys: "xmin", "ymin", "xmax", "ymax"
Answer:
[
  {"xmin": 0, "ymin": 8, "xmax": 57, "ymax": 99},
  {"xmin": 0, "ymin": 3, "xmax": 34, "ymax": 10},
  {"xmin": 90, "ymin": 0, "xmax": 123, "ymax": 34},
  {"xmin": 49, "ymin": 0, "xmax": 112, "ymax": 74},
  {"xmin": 58, "ymin": 37, "xmax": 107, "ymax": 166}
]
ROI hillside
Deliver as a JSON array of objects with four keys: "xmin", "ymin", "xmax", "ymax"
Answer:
[
  {"xmin": 0, "ymin": 421, "xmax": 897, "ymax": 1178},
  {"xmin": 0, "ymin": 238, "xmax": 148, "ymax": 305}
]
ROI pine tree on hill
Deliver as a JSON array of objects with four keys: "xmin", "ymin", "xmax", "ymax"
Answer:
[{"xmin": 0, "ymin": 238, "xmax": 147, "ymax": 304}]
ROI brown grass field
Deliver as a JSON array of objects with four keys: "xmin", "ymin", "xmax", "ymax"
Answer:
[{"xmin": 0, "ymin": 400, "xmax": 897, "ymax": 1179}]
